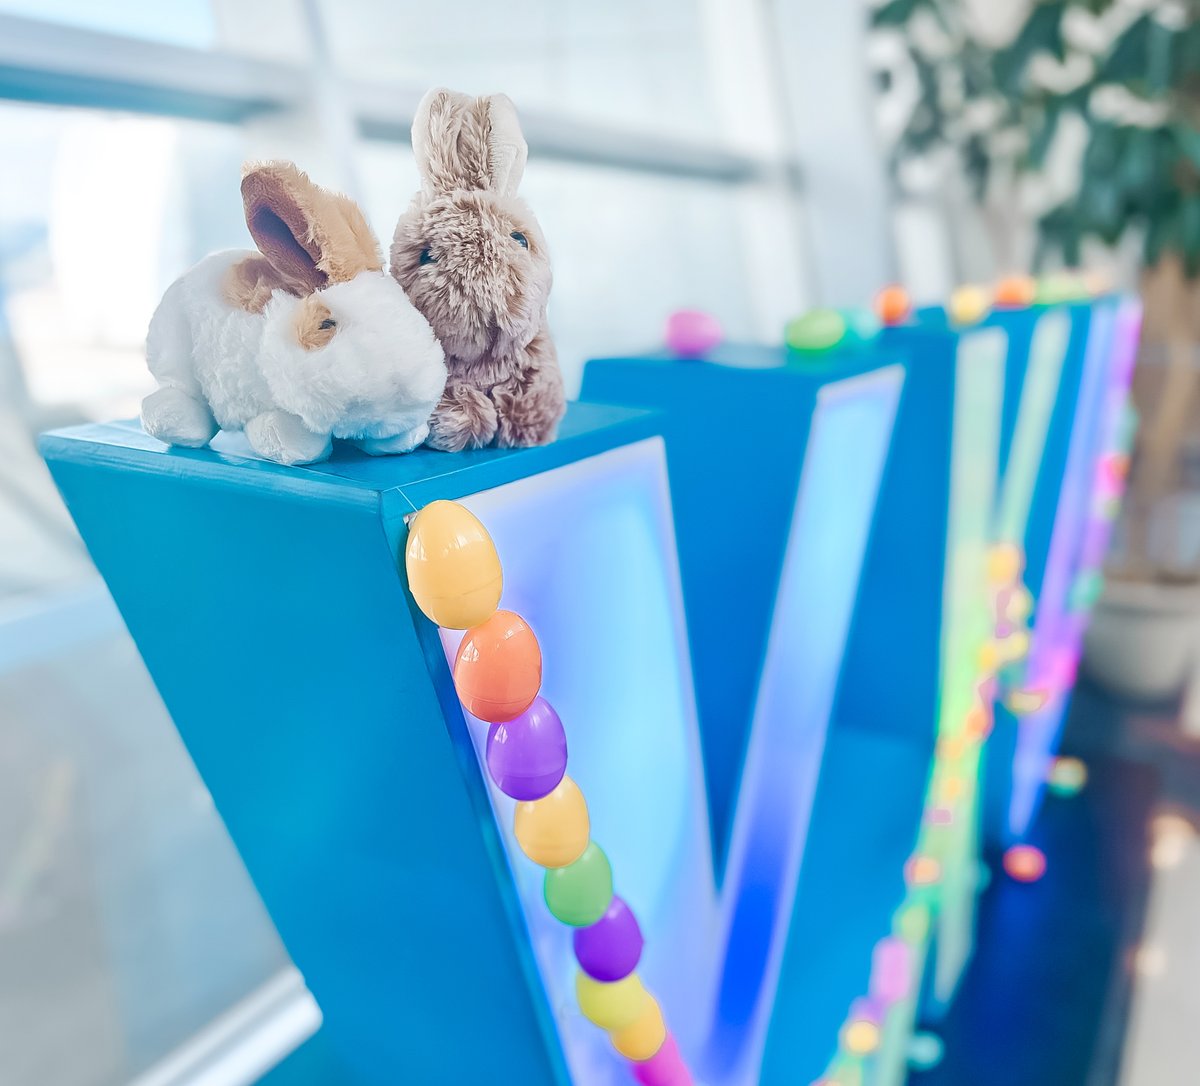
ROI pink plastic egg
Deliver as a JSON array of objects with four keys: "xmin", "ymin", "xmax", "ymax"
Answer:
[{"xmin": 665, "ymin": 310, "xmax": 722, "ymax": 358}]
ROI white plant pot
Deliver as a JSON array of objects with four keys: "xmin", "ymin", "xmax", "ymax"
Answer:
[{"xmin": 1083, "ymin": 577, "xmax": 1200, "ymax": 702}]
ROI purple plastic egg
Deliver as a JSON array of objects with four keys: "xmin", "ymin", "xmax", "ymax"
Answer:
[
  {"xmin": 485, "ymin": 696, "xmax": 567, "ymax": 801},
  {"xmin": 664, "ymin": 309, "xmax": 722, "ymax": 358},
  {"xmin": 573, "ymin": 895, "xmax": 644, "ymax": 982}
]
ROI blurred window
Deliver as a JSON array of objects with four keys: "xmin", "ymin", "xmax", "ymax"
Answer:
[
  {"xmin": 319, "ymin": 0, "xmax": 721, "ymax": 140},
  {"xmin": 0, "ymin": 1, "xmax": 216, "ymax": 46}
]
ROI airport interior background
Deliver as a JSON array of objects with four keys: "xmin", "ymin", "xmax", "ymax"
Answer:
[{"xmin": 2, "ymin": 1, "xmax": 1200, "ymax": 1084}]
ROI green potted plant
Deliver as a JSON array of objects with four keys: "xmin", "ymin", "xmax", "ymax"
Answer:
[{"xmin": 871, "ymin": 0, "xmax": 1200, "ymax": 701}]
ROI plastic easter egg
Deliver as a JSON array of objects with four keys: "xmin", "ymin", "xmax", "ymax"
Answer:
[
  {"xmin": 896, "ymin": 902, "xmax": 931, "ymax": 943},
  {"xmin": 994, "ymin": 275, "xmax": 1036, "ymax": 308},
  {"xmin": 454, "ymin": 610, "xmax": 542, "ymax": 722},
  {"xmin": 1004, "ymin": 686, "xmax": 1049, "ymax": 716},
  {"xmin": 1003, "ymin": 844, "xmax": 1046, "ymax": 883},
  {"xmin": 610, "ymin": 993, "xmax": 666, "ymax": 1061},
  {"xmin": 631, "ymin": 1034, "xmax": 691, "ymax": 1086},
  {"xmin": 908, "ymin": 1031, "xmax": 945, "ymax": 1072},
  {"xmin": 949, "ymin": 284, "xmax": 990, "ymax": 326},
  {"xmin": 574, "ymin": 895, "xmax": 644, "ymax": 981},
  {"xmin": 905, "ymin": 855, "xmax": 941, "ymax": 887},
  {"xmin": 514, "ymin": 775, "xmax": 589, "ymax": 868},
  {"xmin": 1047, "ymin": 755, "xmax": 1087, "ymax": 796},
  {"xmin": 986, "ymin": 542, "xmax": 1023, "ymax": 586},
  {"xmin": 875, "ymin": 285, "xmax": 912, "ymax": 326},
  {"xmin": 842, "ymin": 1017, "xmax": 881, "ymax": 1056},
  {"xmin": 485, "ymin": 697, "xmax": 567, "ymax": 801},
  {"xmin": 939, "ymin": 776, "xmax": 967, "ymax": 803},
  {"xmin": 545, "ymin": 842, "xmax": 613, "ymax": 926},
  {"xmin": 1035, "ymin": 273, "xmax": 1086, "ymax": 305},
  {"xmin": 785, "ymin": 308, "xmax": 847, "ymax": 353},
  {"xmin": 1005, "ymin": 585, "xmax": 1034, "ymax": 624},
  {"xmin": 665, "ymin": 310, "xmax": 723, "ymax": 357},
  {"xmin": 964, "ymin": 705, "xmax": 992, "ymax": 740},
  {"xmin": 977, "ymin": 640, "xmax": 1001, "ymax": 673},
  {"xmin": 405, "ymin": 500, "xmax": 502, "ymax": 629},
  {"xmin": 576, "ymin": 971, "xmax": 646, "ymax": 1030}
]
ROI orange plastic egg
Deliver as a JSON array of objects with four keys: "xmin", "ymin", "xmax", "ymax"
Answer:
[
  {"xmin": 906, "ymin": 855, "xmax": 941, "ymax": 887},
  {"xmin": 994, "ymin": 275, "xmax": 1036, "ymax": 308},
  {"xmin": 1003, "ymin": 844, "xmax": 1046, "ymax": 883},
  {"xmin": 875, "ymin": 285, "xmax": 912, "ymax": 326},
  {"xmin": 405, "ymin": 500, "xmax": 503, "ymax": 629},
  {"xmin": 454, "ymin": 610, "xmax": 542, "ymax": 722},
  {"xmin": 609, "ymin": 993, "xmax": 666, "ymax": 1061}
]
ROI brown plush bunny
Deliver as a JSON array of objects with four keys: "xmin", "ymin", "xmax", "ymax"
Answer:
[{"xmin": 389, "ymin": 88, "xmax": 566, "ymax": 451}]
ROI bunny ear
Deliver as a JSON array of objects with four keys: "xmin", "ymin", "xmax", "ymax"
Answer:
[
  {"xmin": 411, "ymin": 88, "xmax": 527, "ymax": 196},
  {"xmin": 484, "ymin": 94, "xmax": 527, "ymax": 196},
  {"xmin": 241, "ymin": 161, "xmax": 382, "ymax": 294}
]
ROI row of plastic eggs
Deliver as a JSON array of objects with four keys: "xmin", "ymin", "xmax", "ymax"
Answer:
[
  {"xmin": 663, "ymin": 272, "xmax": 1108, "ymax": 359},
  {"xmin": 405, "ymin": 501, "xmax": 688, "ymax": 1081}
]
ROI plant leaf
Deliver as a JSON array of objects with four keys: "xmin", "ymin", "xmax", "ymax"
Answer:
[
  {"xmin": 1029, "ymin": 106, "xmax": 1061, "ymax": 167},
  {"xmin": 1098, "ymin": 14, "xmax": 1152, "ymax": 85},
  {"xmin": 873, "ymin": 0, "xmax": 921, "ymax": 28},
  {"xmin": 994, "ymin": 2, "xmax": 1068, "ymax": 95}
]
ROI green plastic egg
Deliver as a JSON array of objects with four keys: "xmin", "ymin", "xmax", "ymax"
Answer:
[
  {"xmin": 1035, "ymin": 274, "xmax": 1086, "ymax": 305},
  {"xmin": 544, "ymin": 842, "xmax": 613, "ymax": 926},
  {"xmin": 785, "ymin": 308, "xmax": 848, "ymax": 353}
]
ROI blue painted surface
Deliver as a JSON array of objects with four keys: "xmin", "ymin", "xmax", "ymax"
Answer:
[
  {"xmin": 706, "ymin": 367, "xmax": 904, "ymax": 1084},
  {"xmin": 581, "ymin": 345, "xmax": 909, "ymax": 875},
  {"xmin": 40, "ymin": 403, "xmax": 662, "ymax": 1086}
]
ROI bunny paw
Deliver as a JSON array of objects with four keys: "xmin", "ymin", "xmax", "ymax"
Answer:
[
  {"xmin": 142, "ymin": 388, "xmax": 217, "ymax": 448},
  {"xmin": 245, "ymin": 410, "xmax": 331, "ymax": 465},
  {"xmin": 427, "ymin": 385, "xmax": 498, "ymax": 452},
  {"xmin": 493, "ymin": 386, "xmax": 562, "ymax": 448}
]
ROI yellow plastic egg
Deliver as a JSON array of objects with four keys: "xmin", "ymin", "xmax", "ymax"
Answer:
[
  {"xmin": 609, "ymin": 993, "xmax": 666, "ymax": 1061},
  {"xmin": 977, "ymin": 641, "xmax": 1001, "ymax": 673},
  {"xmin": 949, "ymin": 285, "xmax": 990, "ymax": 326},
  {"xmin": 576, "ymin": 971, "xmax": 646, "ymax": 1030},
  {"xmin": 843, "ymin": 1018, "xmax": 881, "ymax": 1056},
  {"xmin": 985, "ymin": 542, "xmax": 1023, "ymax": 586},
  {"xmin": 1001, "ymin": 629, "xmax": 1031, "ymax": 662},
  {"xmin": 404, "ymin": 500, "xmax": 503, "ymax": 629},
  {"xmin": 1005, "ymin": 586, "xmax": 1034, "ymax": 624},
  {"xmin": 940, "ymin": 776, "xmax": 967, "ymax": 802},
  {"xmin": 514, "ymin": 776, "xmax": 590, "ymax": 868}
]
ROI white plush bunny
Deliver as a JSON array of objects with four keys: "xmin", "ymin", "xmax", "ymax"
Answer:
[{"xmin": 142, "ymin": 161, "xmax": 447, "ymax": 465}]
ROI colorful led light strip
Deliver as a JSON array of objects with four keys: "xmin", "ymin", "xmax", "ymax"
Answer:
[
  {"xmin": 814, "ymin": 544, "xmax": 1031, "ymax": 1085},
  {"xmin": 405, "ymin": 499, "xmax": 692, "ymax": 1086},
  {"xmin": 815, "ymin": 293, "xmax": 1131, "ymax": 1084}
]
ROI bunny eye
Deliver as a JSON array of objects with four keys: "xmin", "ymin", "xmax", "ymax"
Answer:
[
  {"xmin": 419, "ymin": 247, "xmax": 437, "ymax": 266},
  {"xmin": 318, "ymin": 318, "xmax": 337, "ymax": 330},
  {"xmin": 510, "ymin": 231, "xmax": 528, "ymax": 249}
]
